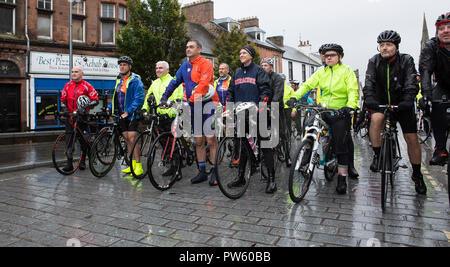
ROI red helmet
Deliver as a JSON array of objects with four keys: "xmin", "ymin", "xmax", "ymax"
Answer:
[{"xmin": 435, "ymin": 12, "xmax": 450, "ymax": 27}]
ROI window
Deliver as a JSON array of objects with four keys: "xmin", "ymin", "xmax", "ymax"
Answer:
[
  {"xmin": 0, "ymin": 4, "xmax": 14, "ymax": 34},
  {"xmin": 273, "ymin": 56, "xmax": 280, "ymax": 73},
  {"xmin": 302, "ymin": 64, "xmax": 306, "ymax": 82},
  {"xmin": 310, "ymin": 66, "xmax": 315, "ymax": 76},
  {"xmin": 101, "ymin": 22, "xmax": 115, "ymax": 44},
  {"xmin": 72, "ymin": 18, "xmax": 84, "ymax": 42},
  {"xmin": 101, "ymin": 3, "xmax": 115, "ymax": 18},
  {"xmin": 37, "ymin": 0, "xmax": 51, "ymax": 10},
  {"xmin": 72, "ymin": 0, "xmax": 85, "ymax": 16},
  {"xmin": 37, "ymin": 14, "xmax": 52, "ymax": 39},
  {"xmin": 118, "ymin": 6, "xmax": 126, "ymax": 21},
  {"xmin": 288, "ymin": 62, "xmax": 293, "ymax": 81}
]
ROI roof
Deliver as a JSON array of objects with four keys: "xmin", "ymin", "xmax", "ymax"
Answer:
[
  {"xmin": 243, "ymin": 26, "xmax": 266, "ymax": 34},
  {"xmin": 279, "ymin": 44, "xmax": 321, "ymax": 66},
  {"xmin": 185, "ymin": 22, "xmax": 216, "ymax": 56}
]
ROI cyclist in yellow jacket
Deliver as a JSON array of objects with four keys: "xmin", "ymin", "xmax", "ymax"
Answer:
[{"xmin": 287, "ymin": 44, "xmax": 359, "ymax": 195}]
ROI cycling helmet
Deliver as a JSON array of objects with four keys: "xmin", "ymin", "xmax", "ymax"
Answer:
[
  {"xmin": 321, "ymin": 43, "xmax": 344, "ymax": 57},
  {"xmin": 261, "ymin": 57, "xmax": 274, "ymax": 66},
  {"xmin": 436, "ymin": 12, "xmax": 450, "ymax": 27},
  {"xmin": 377, "ymin": 30, "xmax": 401, "ymax": 47},
  {"xmin": 318, "ymin": 44, "xmax": 327, "ymax": 55},
  {"xmin": 280, "ymin": 74, "xmax": 287, "ymax": 80},
  {"xmin": 77, "ymin": 95, "xmax": 91, "ymax": 110},
  {"xmin": 118, "ymin": 56, "xmax": 133, "ymax": 65}
]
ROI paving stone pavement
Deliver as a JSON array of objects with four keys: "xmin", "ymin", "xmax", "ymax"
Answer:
[{"xmin": 0, "ymin": 137, "xmax": 448, "ymax": 247}]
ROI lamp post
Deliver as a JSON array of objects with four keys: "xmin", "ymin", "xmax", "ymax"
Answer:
[{"xmin": 69, "ymin": 0, "xmax": 82, "ymax": 80}]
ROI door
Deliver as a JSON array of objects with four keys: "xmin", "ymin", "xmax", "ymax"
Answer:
[{"xmin": 0, "ymin": 84, "xmax": 21, "ymax": 133}]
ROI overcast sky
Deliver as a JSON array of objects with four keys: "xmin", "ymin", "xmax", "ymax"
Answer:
[{"xmin": 182, "ymin": 0, "xmax": 448, "ymax": 84}]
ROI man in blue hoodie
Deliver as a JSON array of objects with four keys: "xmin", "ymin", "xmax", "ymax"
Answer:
[
  {"xmin": 227, "ymin": 46, "xmax": 277, "ymax": 194},
  {"xmin": 107, "ymin": 56, "xmax": 145, "ymax": 175}
]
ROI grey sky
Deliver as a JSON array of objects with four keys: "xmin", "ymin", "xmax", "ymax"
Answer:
[{"xmin": 187, "ymin": 0, "xmax": 448, "ymax": 84}]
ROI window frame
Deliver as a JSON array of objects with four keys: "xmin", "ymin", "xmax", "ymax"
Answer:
[
  {"xmin": 72, "ymin": 17, "xmax": 85, "ymax": 43},
  {"xmin": 0, "ymin": 3, "xmax": 15, "ymax": 35},
  {"xmin": 101, "ymin": 3, "xmax": 115, "ymax": 19},
  {"xmin": 37, "ymin": 0, "xmax": 52, "ymax": 11},
  {"xmin": 37, "ymin": 13, "xmax": 53, "ymax": 40},
  {"xmin": 118, "ymin": 5, "xmax": 127, "ymax": 22},
  {"xmin": 72, "ymin": 0, "xmax": 85, "ymax": 16},
  {"xmin": 100, "ymin": 21, "xmax": 115, "ymax": 45}
]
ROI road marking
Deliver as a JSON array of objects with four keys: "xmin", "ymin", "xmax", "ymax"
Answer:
[
  {"xmin": 444, "ymin": 232, "xmax": 450, "ymax": 242},
  {"xmin": 366, "ymin": 238, "xmax": 381, "ymax": 247},
  {"xmin": 66, "ymin": 238, "xmax": 81, "ymax": 247}
]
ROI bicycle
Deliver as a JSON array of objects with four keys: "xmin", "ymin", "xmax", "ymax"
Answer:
[
  {"xmin": 214, "ymin": 102, "xmax": 277, "ymax": 200},
  {"xmin": 416, "ymin": 106, "xmax": 432, "ymax": 144},
  {"xmin": 376, "ymin": 105, "xmax": 403, "ymax": 211},
  {"xmin": 288, "ymin": 104, "xmax": 340, "ymax": 203},
  {"xmin": 129, "ymin": 96, "xmax": 162, "ymax": 180},
  {"xmin": 146, "ymin": 101, "xmax": 210, "ymax": 191},
  {"xmin": 52, "ymin": 110, "xmax": 108, "ymax": 175},
  {"xmin": 88, "ymin": 113, "xmax": 132, "ymax": 178},
  {"xmin": 354, "ymin": 106, "xmax": 371, "ymax": 139}
]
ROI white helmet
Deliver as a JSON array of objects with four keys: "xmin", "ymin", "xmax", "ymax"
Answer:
[{"xmin": 77, "ymin": 95, "xmax": 91, "ymax": 110}]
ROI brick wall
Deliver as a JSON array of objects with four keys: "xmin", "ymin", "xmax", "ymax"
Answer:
[{"xmin": 182, "ymin": 0, "xmax": 214, "ymax": 25}]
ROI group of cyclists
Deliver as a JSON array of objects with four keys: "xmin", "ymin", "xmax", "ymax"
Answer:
[{"xmin": 58, "ymin": 11, "xmax": 450, "ymax": 200}]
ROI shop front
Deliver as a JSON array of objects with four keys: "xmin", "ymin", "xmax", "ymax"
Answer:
[{"xmin": 29, "ymin": 52, "xmax": 120, "ymax": 130}]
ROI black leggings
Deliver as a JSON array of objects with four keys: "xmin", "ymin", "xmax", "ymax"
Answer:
[
  {"xmin": 329, "ymin": 117, "xmax": 354, "ymax": 167},
  {"xmin": 431, "ymin": 102, "xmax": 449, "ymax": 150}
]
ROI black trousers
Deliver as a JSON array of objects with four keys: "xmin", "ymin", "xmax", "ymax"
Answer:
[{"xmin": 431, "ymin": 102, "xmax": 450, "ymax": 150}]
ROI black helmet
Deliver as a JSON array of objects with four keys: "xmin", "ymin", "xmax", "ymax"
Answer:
[
  {"xmin": 435, "ymin": 12, "xmax": 450, "ymax": 27},
  {"xmin": 118, "ymin": 56, "xmax": 133, "ymax": 65},
  {"xmin": 377, "ymin": 30, "xmax": 401, "ymax": 47},
  {"xmin": 321, "ymin": 43, "xmax": 344, "ymax": 57}
]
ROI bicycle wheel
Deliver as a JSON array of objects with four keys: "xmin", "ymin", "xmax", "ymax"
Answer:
[
  {"xmin": 89, "ymin": 131, "xmax": 118, "ymax": 178},
  {"xmin": 289, "ymin": 138, "xmax": 315, "ymax": 203},
  {"xmin": 380, "ymin": 137, "xmax": 392, "ymax": 211},
  {"xmin": 52, "ymin": 133, "xmax": 83, "ymax": 175},
  {"xmin": 130, "ymin": 131, "xmax": 155, "ymax": 180},
  {"xmin": 323, "ymin": 136, "xmax": 338, "ymax": 182},
  {"xmin": 418, "ymin": 117, "xmax": 431, "ymax": 144},
  {"xmin": 147, "ymin": 132, "xmax": 181, "ymax": 191},
  {"xmin": 216, "ymin": 137, "xmax": 251, "ymax": 200}
]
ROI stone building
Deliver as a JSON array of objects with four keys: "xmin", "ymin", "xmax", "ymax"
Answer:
[{"xmin": 0, "ymin": 0, "xmax": 128, "ymax": 132}]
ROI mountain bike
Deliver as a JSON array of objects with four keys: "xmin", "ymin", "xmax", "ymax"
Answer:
[{"xmin": 288, "ymin": 104, "xmax": 341, "ymax": 203}]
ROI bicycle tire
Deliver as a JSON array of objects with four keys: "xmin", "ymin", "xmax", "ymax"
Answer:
[
  {"xmin": 289, "ymin": 138, "xmax": 314, "ymax": 203},
  {"xmin": 147, "ymin": 132, "xmax": 181, "ymax": 191},
  {"xmin": 323, "ymin": 136, "xmax": 338, "ymax": 182},
  {"xmin": 418, "ymin": 117, "xmax": 431, "ymax": 144},
  {"xmin": 129, "ymin": 131, "xmax": 155, "ymax": 180},
  {"xmin": 89, "ymin": 131, "xmax": 118, "ymax": 178},
  {"xmin": 216, "ymin": 137, "xmax": 251, "ymax": 200},
  {"xmin": 381, "ymin": 136, "xmax": 392, "ymax": 211},
  {"xmin": 52, "ymin": 133, "xmax": 83, "ymax": 176}
]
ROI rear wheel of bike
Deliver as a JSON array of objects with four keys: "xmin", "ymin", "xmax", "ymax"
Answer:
[
  {"xmin": 381, "ymin": 137, "xmax": 392, "ymax": 211},
  {"xmin": 418, "ymin": 117, "xmax": 431, "ymax": 144},
  {"xmin": 147, "ymin": 132, "xmax": 181, "ymax": 191},
  {"xmin": 89, "ymin": 131, "xmax": 118, "ymax": 178},
  {"xmin": 216, "ymin": 137, "xmax": 251, "ymax": 200},
  {"xmin": 130, "ymin": 131, "xmax": 155, "ymax": 180},
  {"xmin": 52, "ymin": 133, "xmax": 83, "ymax": 175},
  {"xmin": 289, "ymin": 138, "xmax": 314, "ymax": 203}
]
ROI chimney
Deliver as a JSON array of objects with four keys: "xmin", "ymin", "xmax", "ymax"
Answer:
[
  {"xmin": 298, "ymin": 40, "xmax": 312, "ymax": 55},
  {"xmin": 238, "ymin": 16, "xmax": 259, "ymax": 29},
  {"xmin": 267, "ymin": 36, "xmax": 284, "ymax": 47},
  {"xmin": 182, "ymin": 0, "xmax": 214, "ymax": 25}
]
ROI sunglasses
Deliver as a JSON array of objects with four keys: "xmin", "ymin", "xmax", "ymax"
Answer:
[{"xmin": 324, "ymin": 53, "xmax": 338, "ymax": 58}]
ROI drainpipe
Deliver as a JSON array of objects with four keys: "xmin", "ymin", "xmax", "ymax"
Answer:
[{"xmin": 25, "ymin": 0, "xmax": 31, "ymax": 130}]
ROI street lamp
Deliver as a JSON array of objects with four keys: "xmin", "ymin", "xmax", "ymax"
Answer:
[{"xmin": 69, "ymin": 0, "xmax": 82, "ymax": 80}]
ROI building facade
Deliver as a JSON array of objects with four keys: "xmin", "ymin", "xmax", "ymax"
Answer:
[{"xmin": 0, "ymin": 0, "xmax": 128, "ymax": 132}]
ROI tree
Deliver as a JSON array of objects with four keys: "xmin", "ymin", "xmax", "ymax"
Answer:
[
  {"xmin": 117, "ymin": 0, "xmax": 190, "ymax": 87},
  {"xmin": 213, "ymin": 26, "xmax": 261, "ymax": 76}
]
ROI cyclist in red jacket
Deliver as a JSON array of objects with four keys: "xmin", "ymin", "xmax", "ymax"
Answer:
[{"xmin": 60, "ymin": 66, "xmax": 99, "ymax": 171}]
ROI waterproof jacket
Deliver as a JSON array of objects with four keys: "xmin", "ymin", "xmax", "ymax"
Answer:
[
  {"xmin": 60, "ymin": 79, "xmax": 98, "ymax": 113},
  {"xmin": 419, "ymin": 37, "xmax": 450, "ymax": 100},
  {"xmin": 283, "ymin": 84, "xmax": 295, "ymax": 109},
  {"xmin": 162, "ymin": 56, "xmax": 219, "ymax": 104},
  {"xmin": 227, "ymin": 62, "xmax": 272, "ymax": 104},
  {"xmin": 142, "ymin": 73, "xmax": 183, "ymax": 118},
  {"xmin": 268, "ymin": 71, "xmax": 284, "ymax": 107},
  {"xmin": 294, "ymin": 63, "xmax": 359, "ymax": 110},
  {"xmin": 108, "ymin": 73, "xmax": 145, "ymax": 120},
  {"xmin": 363, "ymin": 53, "xmax": 419, "ymax": 105},
  {"xmin": 214, "ymin": 75, "xmax": 232, "ymax": 105}
]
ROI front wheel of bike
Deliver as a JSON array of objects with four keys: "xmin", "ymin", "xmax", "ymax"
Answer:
[
  {"xmin": 89, "ymin": 131, "xmax": 118, "ymax": 178},
  {"xmin": 289, "ymin": 138, "xmax": 315, "ymax": 203},
  {"xmin": 52, "ymin": 133, "xmax": 83, "ymax": 176},
  {"xmin": 147, "ymin": 132, "xmax": 181, "ymax": 191},
  {"xmin": 380, "ymin": 137, "xmax": 392, "ymax": 211},
  {"xmin": 130, "ymin": 130, "xmax": 155, "ymax": 180},
  {"xmin": 216, "ymin": 137, "xmax": 252, "ymax": 200}
]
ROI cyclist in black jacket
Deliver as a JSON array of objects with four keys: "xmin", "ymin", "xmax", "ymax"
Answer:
[
  {"xmin": 364, "ymin": 30, "xmax": 426, "ymax": 195},
  {"xmin": 419, "ymin": 12, "xmax": 450, "ymax": 166},
  {"xmin": 261, "ymin": 57, "xmax": 292, "ymax": 167},
  {"xmin": 227, "ymin": 46, "xmax": 277, "ymax": 194}
]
